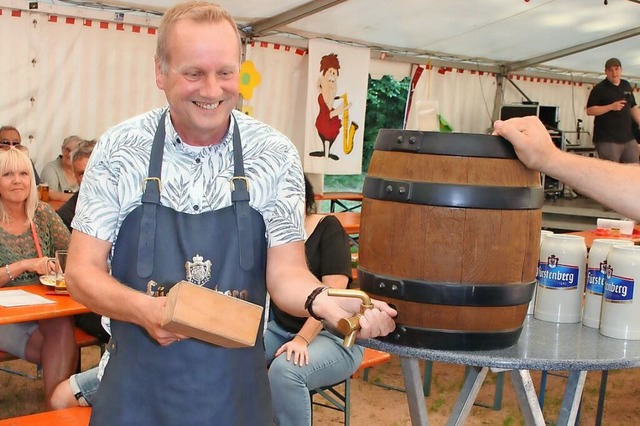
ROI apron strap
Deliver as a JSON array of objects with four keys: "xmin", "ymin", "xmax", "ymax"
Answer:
[
  {"xmin": 230, "ymin": 121, "xmax": 254, "ymax": 271},
  {"xmin": 136, "ymin": 111, "xmax": 254, "ymax": 278},
  {"xmin": 136, "ymin": 111, "xmax": 166, "ymax": 278}
]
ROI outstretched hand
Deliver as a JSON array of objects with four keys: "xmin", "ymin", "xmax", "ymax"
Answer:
[{"xmin": 493, "ymin": 116, "xmax": 561, "ymax": 171}]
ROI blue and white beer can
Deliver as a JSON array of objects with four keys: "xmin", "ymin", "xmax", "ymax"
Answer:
[
  {"xmin": 600, "ymin": 245, "xmax": 640, "ymax": 340},
  {"xmin": 534, "ymin": 234, "xmax": 586, "ymax": 323},
  {"xmin": 583, "ymin": 239, "xmax": 633, "ymax": 328},
  {"xmin": 529, "ymin": 230, "xmax": 554, "ymax": 315}
]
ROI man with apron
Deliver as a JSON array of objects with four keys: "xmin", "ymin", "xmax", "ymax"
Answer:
[{"xmin": 66, "ymin": 2, "xmax": 396, "ymax": 425}]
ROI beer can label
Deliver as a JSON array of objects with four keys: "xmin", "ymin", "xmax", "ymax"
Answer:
[
  {"xmin": 537, "ymin": 256, "xmax": 579, "ymax": 290},
  {"xmin": 603, "ymin": 274, "xmax": 634, "ymax": 303},
  {"xmin": 586, "ymin": 264, "xmax": 608, "ymax": 295}
]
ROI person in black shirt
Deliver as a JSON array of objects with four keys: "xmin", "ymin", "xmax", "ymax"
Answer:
[
  {"xmin": 56, "ymin": 139, "xmax": 95, "ymax": 230},
  {"xmin": 56, "ymin": 139, "xmax": 109, "ymax": 344},
  {"xmin": 264, "ymin": 175, "xmax": 364, "ymax": 425},
  {"xmin": 586, "ymin": 58, "xmax": 640, "ymax": 163}
]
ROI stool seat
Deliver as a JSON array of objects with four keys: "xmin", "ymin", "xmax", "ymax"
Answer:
[{"xmin": 352, "ymin": 348, "xmax": 391, "ymax": 379}]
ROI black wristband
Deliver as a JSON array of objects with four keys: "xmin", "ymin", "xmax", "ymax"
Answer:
[{"xmin": 304, "ymin": 286, "xmax": 328, "ymax": 321}]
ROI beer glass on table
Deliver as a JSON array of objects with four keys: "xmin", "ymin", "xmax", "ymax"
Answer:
[{"xmin": 53, "ymin": 250, "xmax": 68, "ymax": 295}]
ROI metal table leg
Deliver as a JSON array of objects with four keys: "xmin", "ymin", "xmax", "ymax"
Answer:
[
  {"xmin": 595, "ymin": 370, "xmax": 608, "ymax": 426},
  {"xmin": 446, "ymin": 366, "xmax": 489, "ymax": 426},
  {"xmin": 556, "ymin": 370, "xmax": 587, "ymax": 426},
  {"xmin": 510, "ymin": 370, "xmax": 546, "ymax": 426},
  {"xmin": 400, "ymin": 357, "xmax": 429, "ymax": 426}
]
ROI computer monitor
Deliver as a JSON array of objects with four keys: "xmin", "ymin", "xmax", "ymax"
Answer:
[
  {"xmin": 499, "ymin": 104, "xmax": 539, "ymax": 121},
  {"xmin": 538, "ymin": 106, "xmax": 560, "ymax": 129}
]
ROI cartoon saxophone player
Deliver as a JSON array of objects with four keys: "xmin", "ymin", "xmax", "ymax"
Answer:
[{"xmin": 310, "ymin": 53, "xmax": 356, "ymax": 161}]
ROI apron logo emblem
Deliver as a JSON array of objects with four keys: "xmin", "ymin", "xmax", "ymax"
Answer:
[{"xmin": 185, "ymin": 254, "xmax": 212, "ymax": 286}]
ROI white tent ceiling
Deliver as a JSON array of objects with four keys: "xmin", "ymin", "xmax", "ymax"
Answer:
[{"xmin": 88, "ymin": 0, "xmax": 640, "ymax": 84}]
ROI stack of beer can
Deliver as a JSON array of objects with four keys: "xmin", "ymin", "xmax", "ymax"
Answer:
[{"xmin": 534, "ymin": 233, "xmax": 640, "ymax": 340}]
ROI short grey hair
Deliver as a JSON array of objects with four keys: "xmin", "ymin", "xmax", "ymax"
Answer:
[
  {"xmin": 62, "ymin": 135, "xmax": 83, "ymax": 150},
  {"xmin": 155, "ymin": 1, "xmax": 241, "ymax": 75},
  {"xmin": 0, "ymin": 125, "xmax": 19, "ymax": 134},
  {"xmin": 71, "ymin": 139, "xmax": 97, "ymax": 164}
]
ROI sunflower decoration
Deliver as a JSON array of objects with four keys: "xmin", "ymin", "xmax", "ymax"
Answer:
[{"xmin": 239, "ymin": 60, "xmax": 261, "ymax": 100}]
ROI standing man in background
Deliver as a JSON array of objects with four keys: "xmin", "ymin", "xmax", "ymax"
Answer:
[{"xmin": 586, "ymin": 58, "xmax": 640, "ymax": 163}]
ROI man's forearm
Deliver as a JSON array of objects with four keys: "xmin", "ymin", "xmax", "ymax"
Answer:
[
  {"xmin": 586, "ymin": 105, "xmax": 610, "ymax": 116},
  {"xmin": 631, "ymin": 106, "xmax": 640, "ymax": 125},
  {"xmin": 545, "ymin": 151, "xmax": 640, "ymax": 221}
]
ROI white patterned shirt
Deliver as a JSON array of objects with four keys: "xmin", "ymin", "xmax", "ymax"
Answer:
[{"xmin": 72, "ymin": 108, "xmax": 305, "ymax": 251}]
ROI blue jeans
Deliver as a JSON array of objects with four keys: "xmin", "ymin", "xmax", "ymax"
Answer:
[
  {"xmin": 70, "ymin": 366, "xmax": 101, "ymax": 406},
  {"xmin": 264, "ymin": 320, "xmax": 364, "ymax": 426}
]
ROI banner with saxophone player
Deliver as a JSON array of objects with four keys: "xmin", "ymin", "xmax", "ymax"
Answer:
[{"xmin": 304, "ymin": 39, "xmax": 370, "ymax": 175}]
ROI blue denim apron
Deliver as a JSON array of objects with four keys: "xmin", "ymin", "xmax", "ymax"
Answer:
[{"xmin": 90, "ymin": 113, "xmax": 271, "ymax": 425}]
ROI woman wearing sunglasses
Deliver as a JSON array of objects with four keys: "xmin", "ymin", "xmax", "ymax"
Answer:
[
  {"xmin": 0, "ymin": 144, "xmax": 77, "ymax": 409},
  {"xmin": 0, "ymin": 126, "xmax": 41, "ymax": 185}
]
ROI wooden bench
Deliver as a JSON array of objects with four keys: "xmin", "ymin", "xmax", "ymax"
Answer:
[
  {"xmin": 0, "ymin": 327, "xmax": 102, "ymax": 378},
  {"xmin": 0, "ymin": 407, "xmax": 91, "ymax": 426}
]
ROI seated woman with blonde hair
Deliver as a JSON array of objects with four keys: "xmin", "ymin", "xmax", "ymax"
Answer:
[{"xmin": 0, "ymin": 144, "xmax": 77, "ymax": 409}]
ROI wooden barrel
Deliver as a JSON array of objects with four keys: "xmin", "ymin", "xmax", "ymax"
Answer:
[{"xmin": 359, "ymin": 130, "xmax": 543, "ymax": 350}]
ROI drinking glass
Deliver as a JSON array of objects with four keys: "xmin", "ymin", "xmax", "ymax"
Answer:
[{"xmin": 54, "ymin": 250, "xmax": 68, "ymax": 294}]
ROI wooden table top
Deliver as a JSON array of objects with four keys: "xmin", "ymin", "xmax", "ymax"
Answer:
[{"xmin": 0, "ymin": 284, "xmax": 89, "ymax": 325}]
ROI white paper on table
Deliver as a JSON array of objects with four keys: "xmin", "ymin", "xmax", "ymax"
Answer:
[{"xmin": 0, "ymin": 289, "xmax": 55, "ymax": 307}]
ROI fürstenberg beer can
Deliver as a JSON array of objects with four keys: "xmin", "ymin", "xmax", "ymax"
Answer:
[
  {"xmin": 583, "ymin": 239, "xmax": 633, "ymax": 328},
  {"xmin": 600, "ymin": 245, "xmax": 640, "ymax": 340},
  {"xmin": 534, "ymin": 234, "xmax": 586, "ymax": 323},
  {"xmin": 529, "ymin": 230, "xmax": 554, "ymax": 315}
]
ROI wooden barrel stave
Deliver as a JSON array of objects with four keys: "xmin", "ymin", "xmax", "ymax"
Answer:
[{"xmin": 360, "ymin": 132, "xmax": 542, "ymax": 350}]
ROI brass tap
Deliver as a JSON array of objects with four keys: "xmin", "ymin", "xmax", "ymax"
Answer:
[{"xmin": 326, "ymin": 289, "xmax": 373, "ymax": 347}]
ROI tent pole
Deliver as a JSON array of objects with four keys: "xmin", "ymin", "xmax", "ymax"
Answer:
[{"xmin": 491, "ymin": 70, "xmax": 505, "ymax": 123}]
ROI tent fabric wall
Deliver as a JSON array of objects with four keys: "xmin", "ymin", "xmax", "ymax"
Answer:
[
  {"xmin": 0, "ymin": 8, "xmax": 165, "ymax": 172},
  {"xmin": 243, "ymin": 41, "xmax": 308, "ymax": 155},
  {"xmin": 5, "ymin": 3, "xmax": 634, "ymax": 179},
  {"xmin": 406, "ymin": 63, "xmax": 632, "ymax": 147},
  {"xmin": 407, "ymin": 65, "xmax": 498, "ymax": 135}
]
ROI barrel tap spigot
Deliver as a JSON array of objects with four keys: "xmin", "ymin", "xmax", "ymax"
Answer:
[{"xmin": 326, "ymin": 289, "xmax": 373, "ymax": 347}]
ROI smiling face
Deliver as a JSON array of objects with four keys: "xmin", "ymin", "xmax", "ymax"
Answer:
[
  {"xmin": 0, "ymin": 152, "xmax": 32, "ymax": 205},
  {"xmin": 155, "ymin": 18, "xmax": 240, "ymax": 146}
]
